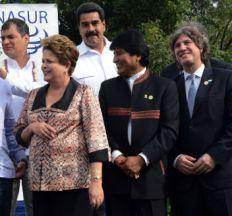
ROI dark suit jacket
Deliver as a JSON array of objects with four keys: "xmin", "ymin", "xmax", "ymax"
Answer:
[
  {"xmin": 167, "ymin": 66, "xmax": 232, "ymax": 193},
  {"xmin": 99, "ymin": 71, "xmax": 179, "ymax": 199},
  {"xmin": 161, "ymin": 59, "xmax": 232, "ymax": 80}
]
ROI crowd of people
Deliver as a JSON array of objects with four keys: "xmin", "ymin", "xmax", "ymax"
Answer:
[{"xmin": 0, "ymin": 2, "xmax": 232, "ymax": 216}]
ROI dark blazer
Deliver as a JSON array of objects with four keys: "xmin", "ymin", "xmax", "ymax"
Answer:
[
  {"xmin": 99, "ymin": 71, "xmax": 179, "ymax": 199},
  {"xmin": 161, "ymin": 59, "xmax": 232, "ymax": 80},
  {"xmin": 167, "ymin": 66, "xmax": 232, "ymax": 193}
]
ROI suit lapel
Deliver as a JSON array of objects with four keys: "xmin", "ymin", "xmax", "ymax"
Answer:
[
  {"xmin": 193, "ymin": 67, "xmax": 214, "ymax": 116},
  {"xmin": 176, "ymin": 74, "xmax": 191, "ymax": 119}
]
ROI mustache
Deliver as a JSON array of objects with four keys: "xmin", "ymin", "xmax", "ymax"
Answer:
[{"xmin": 85, "ymin": 31, "xmax": 98, "ymax": 38}]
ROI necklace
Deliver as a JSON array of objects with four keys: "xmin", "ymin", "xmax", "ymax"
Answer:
[{"xmin": 3, "ymin": 58, "xmax": 38, "ymax": 82}]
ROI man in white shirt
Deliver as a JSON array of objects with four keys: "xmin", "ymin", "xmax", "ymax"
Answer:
[
  {"xmin": 0, "ymin": 18, "xmax": 44, "ymax": 216},
  {"xmin": 0, "ymin": 78, "xmax": 27, "ymax": 216},
  {"xmin": 72, "ymin": 2, "xmax": 117, "ymax": 96},
  {"xmin": 72, "ymin": 3, "xmax": 117, "ymax": 215}
]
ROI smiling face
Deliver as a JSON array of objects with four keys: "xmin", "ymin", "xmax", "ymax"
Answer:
[
  {"xmin": 113, "ymin": 48, "xmax": 142, "ymax": 78},
  {"xmin": 1, "ymin": 24, "xmax": 29, "ymax": 59},
  {"xmin": 42, "ymin": 49, "xmax": 70, "ymax": 83},
  {"xmin": 78, "ymin": 12, "xmax": 106, "ymax": 52},
  {"xmin": 174, "ymin": 34, "xmax": 203, "ymax": 73}
]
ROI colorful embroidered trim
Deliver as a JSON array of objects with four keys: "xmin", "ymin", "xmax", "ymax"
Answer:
[
  {"xmin": 131, "ymin": 110, "xmax": 160, "ymax": 119},
  {"xmin": 107, "ymin": 107, "xmax": 131, "ymax": 116},
  {"xmin": 134, "ymin": 70, "xmax": 150, "ymax": 85},
  {"xmin": 107, "ymin": 108, "xmax": 160, "ymax": 119}
]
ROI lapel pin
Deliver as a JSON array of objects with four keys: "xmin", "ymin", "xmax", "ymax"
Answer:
[
  {"xmin": 144, "ymin": 94, "xmax": 148, "ymax": 99},
  {"xmin": 204, "ymin": 79, "xmax": 212, "ymax": 86},
  {"xmin": 148, "ymin": 95, "xmax": 154, "ymax": 100}
]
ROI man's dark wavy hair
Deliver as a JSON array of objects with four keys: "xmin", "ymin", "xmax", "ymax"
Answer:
[{"xmin": 170, "ymin": 22, "xmax": 210, "ymax": 69}]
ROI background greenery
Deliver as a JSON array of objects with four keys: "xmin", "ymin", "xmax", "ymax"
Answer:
[
  {"xmin": 1, "ymin": 0, "xmax": 231, "ymax": 73},
  {"xmin": 1, "ymin": 1, "xmax": 231, "ymax": 215}
]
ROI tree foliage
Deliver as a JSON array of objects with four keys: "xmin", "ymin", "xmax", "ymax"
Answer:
[
  {"xmin": 188, "ymin": 0, "xmax": 232, "ymax": 63},
  {"xmin": 1, "ymin": 0, "xmax": 231, "ymax": 72}
]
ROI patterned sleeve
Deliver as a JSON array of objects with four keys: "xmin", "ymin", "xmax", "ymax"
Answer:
[{"xmin": 80, "ymin": 85, "xmax": 110, "ymax": 163}]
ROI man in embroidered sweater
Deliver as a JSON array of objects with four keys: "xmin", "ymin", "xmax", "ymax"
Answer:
[
  {"xmin": 72, "ymin": 2, "xmax": 117, "ymax": 96},
  {"xmin": 99, "ymin": 29, "xmax": 179, "ymax": 216},
  {"xmin": 0, "ymin": 18, "xmax": 44, "ymax": 216}
]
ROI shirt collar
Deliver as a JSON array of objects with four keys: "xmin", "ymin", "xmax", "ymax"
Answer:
[
  {"xmin": 78, "ymin": 37, "xmax": 111, "ymax": 56},
  {"xmin": 6, "ymin": 56, "xmax": 34, "ymax": 70},
  {"xmin": 126, "ymin": 67, "xmax": 146, "ymax": 83},
  {"xmin": 32, "ymin": 78, "xmax": 79, "ymax": 111},
  {"xmin": 184, "ymin": 64, "xmax": 205, "ymax": 80}
]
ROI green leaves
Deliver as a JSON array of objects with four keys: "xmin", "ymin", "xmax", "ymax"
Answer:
[{"xmin": 1, "ymin": 0, "xmax": 230, "ymax": 71}]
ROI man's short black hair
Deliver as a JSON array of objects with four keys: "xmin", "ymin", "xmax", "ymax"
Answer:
[
  {"xmin": 76, "ymin": 2, "xmax": 105, "ymax": 25},
  {"xmin": 110, "ymin": 29, "xmax": 149, "ymax": 67},
  {"xmin": 1, "ymin": 18, "xmax": 29, "ymax": 36}
]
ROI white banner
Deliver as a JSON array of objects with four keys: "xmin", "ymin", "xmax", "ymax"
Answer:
[{"xmin": 0, "ymin": 4, "xmax": 59, "ymax": 80}]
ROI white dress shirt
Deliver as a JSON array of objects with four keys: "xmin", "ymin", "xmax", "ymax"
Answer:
[
  {"xmin": 0, "ymin": 78, "xmax": 26, "ymax": 178},
  {"xmin": 1, "ymin": 57, "xmax": 45, "ymax": 100},
  {"xmin": 1, "ymin": 57, "xmax": 45, "ymax": 155},
  {"xmin": 184, "ymin": 64, "xmax": 205, "ymax": 102},
  {"xmin": 72, "ymin": 37, "xmax": 118, "ymax": 96},
  {"xmin": 111, "ymin": 68, "xmax": 149, "ymax": 165}
]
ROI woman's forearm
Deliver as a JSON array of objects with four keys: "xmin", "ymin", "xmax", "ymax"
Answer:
[
  {"xmin": 89, "ymin": 162, "xmax": 104, "ymax": 209},
  {"xmin": 90, "ymin": 162, "xmax": 102, "ymax": 180},
  {"xmin": 21, "ymin": 124, "xmax": 34, "ymax": 143},
  {"xmin": 18, "ymin": 122, "xmax": 56, "ymax": 146}
]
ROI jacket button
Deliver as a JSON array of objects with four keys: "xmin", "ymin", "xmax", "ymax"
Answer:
[{"xmin": 189, "ymin": 122, "xmax": 193, "ymax": 129}]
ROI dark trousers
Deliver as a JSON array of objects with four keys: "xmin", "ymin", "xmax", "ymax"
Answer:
[
  {"xmin": 0, "ymin": 178, "xmax": 13, "ymax": 216},
  {"xmin": 33, "ymin": 189, "xmax": 94, "ymax": 216},
  {"xmin": 105, "ymin": 193, "xmax": 166, "ymax": 216},
  {"xmin": 10, "ymin": 167, "xmax": 33, "ymax": 216},
  {"xmin": 93, "ymin": 202, "xmax": 105, "ymax": 216},
  {"xmin": 170, "ymin": 180, "xmax": 232, "ymax": 216}
]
